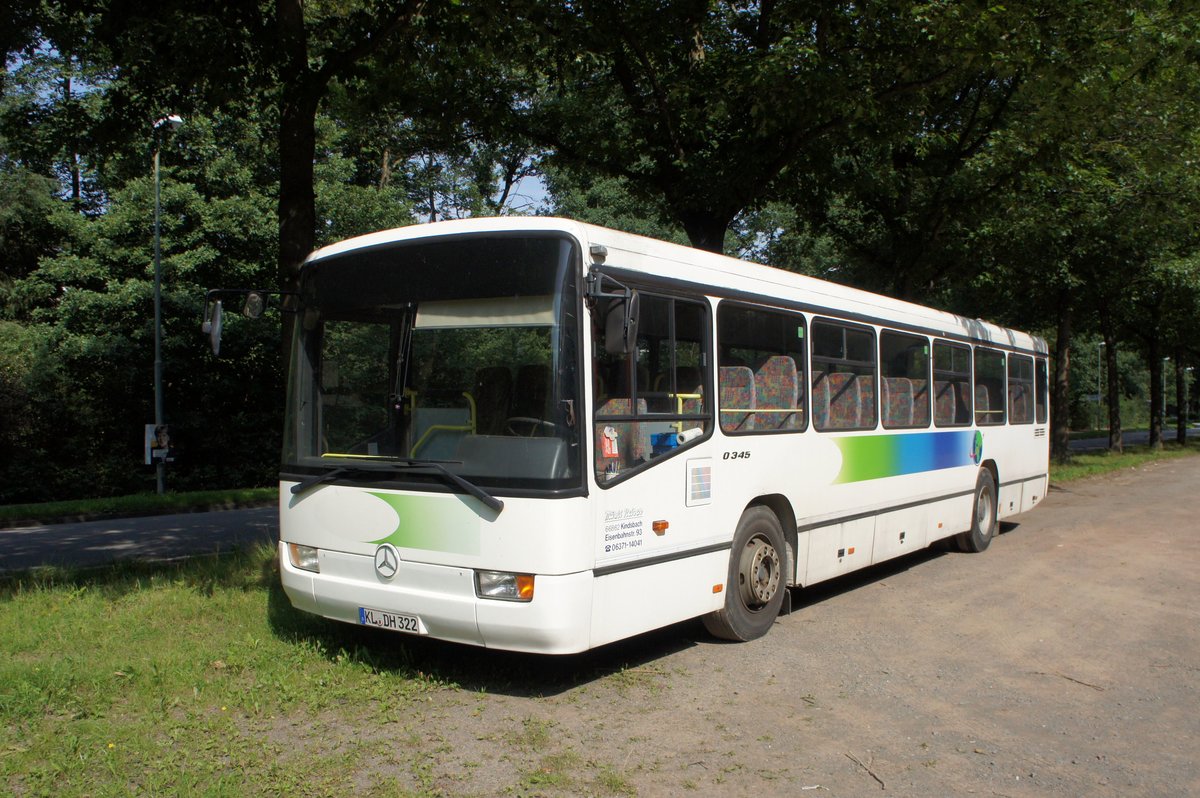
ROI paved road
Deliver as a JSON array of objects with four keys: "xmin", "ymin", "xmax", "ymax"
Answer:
[
  {"xmin": 1, "ymin": 425, "xmax": 1192, "ymax": 571},
  {"xmin": 1068, "ymin": 426, "xmax": 1195, "ymax": 451},
  {"xmin": 2, "ymin": 421, "xmax": 1194, "ymax": 571},
  {"xmin": 0, "ymin": 507, "xmax": 278, "ymax": 572}
]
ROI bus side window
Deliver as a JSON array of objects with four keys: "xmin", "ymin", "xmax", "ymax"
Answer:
[
  {"xmin": 1008, "ymin": 355, "xmax": 1034, "ymax": 425},
  {"xmin": 974, "ymin": 347, "xmax": 1006, "ymax": 426},
  {"xmin": 593, "ymin": 292, "xmax": 711, "ymax": 484},
  {"xmin": 717, "ymin": 303, "xmax": 807, "ymax": 434},
  {"xmin": 881, "ymin": 330, "xmax": 930, "ymax": 429},
  {"xmin": 933, "ymin": 340, "xmax": 972, "ymax": 427},
  {"xmin": 812, "ymin": 319, "xmax": 875, "ymax": 431},
  {"xmin": 1035, "ymin": 358, "xmax": 1049, "ymax": 424}
]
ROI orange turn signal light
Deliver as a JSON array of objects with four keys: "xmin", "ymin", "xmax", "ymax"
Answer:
[
  {"xmin": 516, "ymin": 575, "xmax": 535, "ymax": 601},
  {"xmin": 652, "ymin": 520, "xmax": 669, "ymax": 535}
]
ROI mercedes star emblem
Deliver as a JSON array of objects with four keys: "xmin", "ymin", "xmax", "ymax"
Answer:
[{"xmin": 374, "ymin": 543, "xmax": 400, "ymax": 580}]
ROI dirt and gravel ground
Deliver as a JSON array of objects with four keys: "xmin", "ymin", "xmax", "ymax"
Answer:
[{"xmin": 307, "ymin": 456, "xmax": 1200, "ymax": 797}]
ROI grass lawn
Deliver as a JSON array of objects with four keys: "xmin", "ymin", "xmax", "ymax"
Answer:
[
  {"xmin": 3, "ymin": 442, "xmax": 1198, "ymax": 794},
  {"xmin": 1, "ymin": 547, "xmax": 644, "ymax": 797},
  {"xmin": 0, "ymin": 545, "xmax": 462, "ymax": 797},
  {"xmin": 1051, "ymin": 440, "xmax": 1199, "ymax": 482}
]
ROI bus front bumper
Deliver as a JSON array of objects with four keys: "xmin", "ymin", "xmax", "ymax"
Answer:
[{"xmin": 278, "ymin": 542, "xmax": 594, "ymax": 654}]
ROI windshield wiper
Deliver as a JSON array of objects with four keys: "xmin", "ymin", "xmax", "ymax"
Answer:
[
  {"xmin": 412, "ymin": 460, "xmax": 505, "ymax": 514},
  {"xmin": 289, "ymin": 459, "xmax": 504, "ymax": 514},
  {"xmin": 290, "ymin": 466, "xmax": 359, "ymax": 496}
]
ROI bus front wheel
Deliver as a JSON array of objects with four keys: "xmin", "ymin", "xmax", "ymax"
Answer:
[
  {"xmin": 703, "ymin": 506, "xmax": 786, "ymax": 642},
  {"xmin": 956, "ymin": 469, "xmax": 998, "ymax": 553}
]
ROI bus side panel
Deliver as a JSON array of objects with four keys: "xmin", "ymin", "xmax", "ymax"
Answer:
[
  {"xmin": 925, "ymin": 494, "xmax": 974, "ymax": 545},
  {"xmin": 589, "ymin": 551, "xmax": 728, "ymax": 649},
  {"xmin": 998, "ymin": 481, "xmax": 1024, "ymax": 519},
  {"xmin": 803, "ymin": 517, "xmax": 874, "ymax": 585},
  {"xmin": 872, "ymin": 504, "xmax": 928, "ymax": 564},
  {"xmin": 1023, "ymin": 475, "xmax": 1048, "ymax": 513}
]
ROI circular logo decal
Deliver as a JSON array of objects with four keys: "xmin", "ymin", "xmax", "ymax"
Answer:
[{"xmin": 374, "ymin": 543, "xmax": 400, "ymax": 580}]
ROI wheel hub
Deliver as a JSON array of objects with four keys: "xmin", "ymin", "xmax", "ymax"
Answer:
[
  {"xmin": 977, "ymin": 488, "xmax": 994, "ymax": 534},
  {"xmin": 738, "ymin": 537, "xmax": 780, "ymax": 607}
]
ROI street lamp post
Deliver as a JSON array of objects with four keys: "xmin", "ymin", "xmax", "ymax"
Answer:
[{"xmin": 153, "ymin": 114, "xmax": 183, "ymax": 494}]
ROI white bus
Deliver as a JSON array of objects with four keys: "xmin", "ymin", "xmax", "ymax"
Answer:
[{"xmin": 243, "ymin": 217, "xmax": 1048, "ymax": 654}]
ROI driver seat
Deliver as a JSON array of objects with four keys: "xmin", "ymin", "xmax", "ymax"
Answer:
[
  {"xmin": 511, "ymin": 364, "xmax": 551, "ymax": 423},
  {"xmin": 473, "ymin": 366, "xmax": 512, "ymax": 436}
]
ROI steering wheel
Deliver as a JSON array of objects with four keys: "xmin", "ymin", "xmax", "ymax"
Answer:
[{"xmin": 506, "ymin": 417, "xmax": 558, "ymax": 437}]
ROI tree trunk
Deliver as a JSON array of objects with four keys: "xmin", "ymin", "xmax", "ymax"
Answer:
[
  {"xmin": 1147, "ymin": 336, "xmax": 1163, "ymax": 450},
  {"xmin": 679, "ymin": 209, "xmax": 734, "ymax": 254},
  {"xmin": 277, "ymin": 0, "xmax": 318, "ymax": 293},
  {"xmin": 1050, "ymin": 288, "xmax": 1072, "ymax": 463},
  {"xmin": 1099, "ymin": 304, "xmax": 1122, "ymax": 453},
  {"xmin": 63, "ymin": 65, "xmax": 81, "ymax": 206},
  {"xmin": 1103, "ymin": 339, "xmax": 1120, "ymax": 452},
  {"xmin": 1175, "ymin": 347, "xmax": 1187, "ymax": 446}
]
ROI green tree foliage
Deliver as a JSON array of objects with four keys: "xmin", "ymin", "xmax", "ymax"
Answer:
[
  {"xmin": 995, "ymin": 2, "xmax": 1200, "ymax": 454},
  {"xmin": 2, "ymin": 0, "xmax": 1199, "ymax": 503},
  {"xmin": 0, "ymin": 85, "xmax": 425, "ymax": 501},
  {"xmin": 540, "ymin": 162, "xmax": 686, "ymax": 243},
  {"xmin": 0, "ymin": 104, "xmax": 277, "ymax": 501},
  {"xmin": 447, "ymin": 0, "xmax": 1097, "ymax": 255}
]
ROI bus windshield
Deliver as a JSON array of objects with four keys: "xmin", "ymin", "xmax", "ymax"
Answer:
[{"xmin": 283, "ymin": 235, "xmax": 582, "ymax": 493}]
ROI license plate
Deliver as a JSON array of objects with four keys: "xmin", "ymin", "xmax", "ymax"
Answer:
[{"xmin": 358, "ymin": 607, "xmax": 425, "ymax": 635}]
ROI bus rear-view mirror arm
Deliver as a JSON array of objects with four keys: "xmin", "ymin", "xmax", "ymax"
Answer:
[
  {"xmin": 587, "ymin": 269, "xmax": 640, "ymax": 355},
  {"xmin": 201, "ymin": 288, "xmax": 296, "ymax": 357}
]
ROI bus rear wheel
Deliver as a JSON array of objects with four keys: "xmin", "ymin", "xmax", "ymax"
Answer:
[
  {"xmin": 703, "ymin": 506, "xmax": 787, "ymax": 642},
  {"xmin": 956, "ymin": 469, "xmax": 997, "ymax": 553}
]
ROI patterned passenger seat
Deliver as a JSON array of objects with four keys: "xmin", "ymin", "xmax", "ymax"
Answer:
[
  {"xmin": 857, "ymin": 374, "xmax": 876, "ymax": 428},
  {"xmin": 1008, "ymin": 383, "xmax": 1031, "ymax": 424},
  {"xmin": 811, "ymin": 371, "xmax": 830, "ymax": 429},
  {"xmin": 975, "ymin": 385, "xmax": 992, "ymax": 425},
  {"xmin": 910, "ymin": 378, "xmax": 930, "ymax": 426},
  {"xmin": 826, "ymin": 371, "xmax": 861, "ymax": 429},
  {"xmin": 882, "ymin": 377, "xmax": 913, "ymax": 427},
  {"xmin": 719, "ymin": 366, "xmax": 755, "ymax": 432},
  {"xmin": 753, "ymin": 356, "xmax": 800, "ymax": 430}
]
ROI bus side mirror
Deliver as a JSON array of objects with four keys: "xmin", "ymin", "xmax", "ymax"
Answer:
[
  {"xmin": 604, "ymin": 291, "xmax": 640, "ymax": 355},
  {"xmin": 243, "ymin": 291, "xmax": 266, "ymax": 318},
  {"xmin": 200, "ymin": 288, "xmax": 294, "ymax": 357},
  {"xmin": 624, "ymin": 291, "xmax": 640, "ymax": 354},
  {"xmin": 202, "ymin": 300, "xmax": 224, "ymax": 356}
]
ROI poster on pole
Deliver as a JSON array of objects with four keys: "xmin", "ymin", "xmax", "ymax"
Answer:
[{"xmin": 145, "ymin": 424, "xmax": 174, "ymax": 464}]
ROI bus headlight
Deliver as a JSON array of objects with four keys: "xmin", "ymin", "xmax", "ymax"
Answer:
[
  {"xmin": 286, "ymin": 543, "xmax": 320, "ymax": 573},
  {"xmin": 475, "ymin": 571, "xmax": 534, "ymax": 602}
]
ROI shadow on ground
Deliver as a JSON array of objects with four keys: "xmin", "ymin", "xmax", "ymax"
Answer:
[
  {"xmin": 1, "ymin": 522, "xmax": 1021, "ymax": 698},
  {"xmin": 264, "ymin": 526, "xmax": 1021, "ymax": 697}
]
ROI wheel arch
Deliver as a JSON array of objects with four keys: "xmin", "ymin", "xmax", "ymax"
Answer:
[
  {"xmin": 980, "ymin": 458, "xmax": 999, "ymax": 488},
  {"xmin": 747, "ymin": 494, "xmax": 798, "ymax": 587}
]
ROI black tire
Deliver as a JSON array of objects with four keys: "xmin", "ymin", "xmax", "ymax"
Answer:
[
  {"xmin": 955, "ymin": 469, "xmax": 997, "ymax": 553},
  {"xmin": 703, "ymin": 506, "xmax": 787, "ymax": 642}
]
